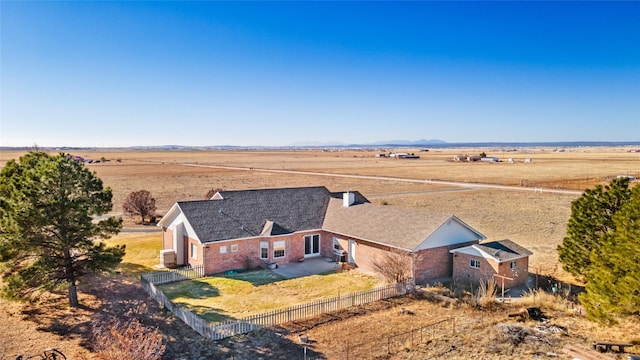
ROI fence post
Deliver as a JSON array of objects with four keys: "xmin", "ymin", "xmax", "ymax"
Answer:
[{"xmin": 387, "ymin": 336, "xmax": 391, "ymax": 354}]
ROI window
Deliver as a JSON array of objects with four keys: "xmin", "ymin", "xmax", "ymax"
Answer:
[
  {"xmin": 470, "ymin": 259, "xmax": 480, "ymax": 269},
  {"xmin": 333, "ymin": 237, "xmax": 340, "ymax": 250},
  {"xmin": 260, "ymin": 241, "xmax": 269, "ymax": 260},
  {"xmin": 510, "ymin": 261, "xmax": 517, "ymax": 270},
  {"xmin": 191, "ymin": 243, "xmax": 197, "ymax": 259},
  {"xmin": 220, "ymin": 246, "xmax": 227, "ymax": 254},
  {"xmin": 231, "ymin": 244, "xmax": 239, "ymax": 252},
  {"xmin": 274, "ymin": 240, "xmax": 285, "ymax": 258},
  {"xmin": 304, "ymin": 234, "xmax": 320, "ymax": 256}
]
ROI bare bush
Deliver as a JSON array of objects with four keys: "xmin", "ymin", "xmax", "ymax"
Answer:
[
  {"xmin": 474, "ymin": 279, "xmax": 498, "ymax": 308},
  {"xmin": 370, "ymin": 250, "xmax": 412, "ymax": 283},
  {"xmin": 91, "ymin": 312, "xmax": 165, "ymax": 360},
  {"xmin": 122, "ymin": 190, "xmax": 156, "ymax": 224}
]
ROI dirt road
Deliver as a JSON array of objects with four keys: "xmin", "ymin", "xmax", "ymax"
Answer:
[{"xmin": 178, "ymin": 163, "xmax": 583, "ymax": 196}]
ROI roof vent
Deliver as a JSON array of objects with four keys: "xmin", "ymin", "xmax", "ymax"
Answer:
[{"xmin": 343, "ymin": 192, "xmax": 355, "ymax": 207}]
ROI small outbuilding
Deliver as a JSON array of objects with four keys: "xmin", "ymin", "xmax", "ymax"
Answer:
[{"xmin": 450, "ymin": 239, "xmax": 532, "ymax": 288}]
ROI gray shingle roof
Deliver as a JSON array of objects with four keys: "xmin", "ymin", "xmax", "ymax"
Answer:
[
  {"xmin": 178, "ymin": 186, "xmax": 332, "ymax": 243},
  {"xmin": 475, "ymin": 239, "xmax": 533, "ymax": 261},
  {"xmin": 322, "ymin": 198, "xmax": 457, "ymax": 250}
]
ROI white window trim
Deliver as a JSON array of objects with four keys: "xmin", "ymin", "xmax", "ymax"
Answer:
[
  {"xmin": 191, "ymin": 243, "xmax": 197, "ymax": 259},
  {"xmin": 220, "ymin": 245, "xmax": 227, "ymax": 254},
  {"xmin": 273, "ymin": 240, "xmax": 286, "ymax": 259},
  {"xmin": 230, "ymin": 244, "xmax": 239, "ymax": 252},
  {"xmin": 510, "ymin": 261, "xmax": 517, "ymax": 270},
  {"xmin": 260, "ymin": 241, "xmax": 269, "ymax": 260},
  {"xmin": 304, "ymin": 234, "xmax": 321, "ymax": 257},
  {"xmin": 470, "ymin": 259, "xmax": 480, "ymax": 269}
]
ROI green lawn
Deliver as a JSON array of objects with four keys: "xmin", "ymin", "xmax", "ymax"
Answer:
[
  {"xmin": 101, "ymin": 233, "xmax": 379, "ymax": 323},
  {"xmin": 159, "ymin": 270, "xmax": 379, "ymax": 323},
  {"xmin": 103, "ymin": 232, "xmax": 161, "ymax": 274}
]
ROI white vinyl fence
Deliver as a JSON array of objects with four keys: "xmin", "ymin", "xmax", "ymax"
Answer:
[
  {"xmin": 141, "ymin": 264, "xmax": 205, "ymax": 285},
  {"xmin": 141, "ymin": 268, "xmax": 413, "ymax": 340}
]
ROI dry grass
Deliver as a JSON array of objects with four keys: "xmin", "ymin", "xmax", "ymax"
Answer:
[
  {"xmin": 2, "ymin": 147, "xmax": 639, "ymax": 358},
  {"xmin": 282, "ymin": 288, "xmax": 640, "ymax": 359}
]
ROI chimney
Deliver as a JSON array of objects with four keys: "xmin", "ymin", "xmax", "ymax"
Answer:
[{"xmin": 343, "ymin": 192, "xmax": 355, "ymax": 207}]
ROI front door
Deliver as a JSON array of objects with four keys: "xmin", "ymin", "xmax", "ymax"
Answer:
[{"xmin": 304, "ymin": 234, "xmax": 320, "ymax": 257}]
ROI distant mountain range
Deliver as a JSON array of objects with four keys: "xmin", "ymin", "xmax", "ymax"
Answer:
[
  {"xmin": 290, "ymin": 139, "xmax": 448, "ymax": 147},
  {"xmin": 2, "ymin": 140, "xmax": 639, "ymax": 151}
]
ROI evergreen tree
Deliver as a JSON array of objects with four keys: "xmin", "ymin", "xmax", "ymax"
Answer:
[
  {"xmin": 557, "ymin": 178, "xmax": 631, "ymax": 281},
  {"xmin": 580, "ymin": 185, "xmax": 640, "ymax": 323},
  {"xmin": 0, "ymin": 152, "xmax": 124, "ymax": 307}
]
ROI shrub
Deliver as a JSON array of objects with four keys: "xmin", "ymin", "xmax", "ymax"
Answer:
[{"xmin": 91, "ymin": 310, "xmax": 165, "ymax": 360}]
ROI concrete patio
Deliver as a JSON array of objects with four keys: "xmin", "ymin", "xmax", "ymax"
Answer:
[{"xmin": 271, "ymin": 257, "xmax": 339, "ymax": 279}]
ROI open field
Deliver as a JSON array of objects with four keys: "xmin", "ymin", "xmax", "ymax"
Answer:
[
  {"xmin": 1, "ymin": 147, "xmax": 639, "ymax": 358},
  {"xmin": 3, "ymin": 147, "xmax": 637, "ymax": 278}
]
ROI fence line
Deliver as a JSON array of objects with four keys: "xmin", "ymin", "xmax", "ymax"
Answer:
[
  {"xmin": 386, "ymin": 318, "xmax": 455, "ymax": 355},
  {"xmin": 140, "ymin": 270, "xmax": 413, "ymax": 340},
  {"xmin": 340, "ymin": 317, "xmax": 457, "ymax": 359},
  {"xmin": 141, "ymin": 264, "xmax": 205, "ymax": 285}
]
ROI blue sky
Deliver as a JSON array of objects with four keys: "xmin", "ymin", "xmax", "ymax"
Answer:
[{"xmin": 1, "ymin": 1, "xmax": 639, "ymax": 147}]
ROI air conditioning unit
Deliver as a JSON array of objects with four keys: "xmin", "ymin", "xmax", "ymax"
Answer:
[{"xmin": 160, "ymin": 249, "xmax": 176, "ymax": 268}]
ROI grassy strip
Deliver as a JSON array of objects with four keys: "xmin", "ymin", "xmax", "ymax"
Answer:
[
  {"xmin": 103, "ymin": 232, "xmax": 161, "ymax": 274},
  {"xmin": 159, "ymin": 271, "xmax": 378, "ymax": 323}
]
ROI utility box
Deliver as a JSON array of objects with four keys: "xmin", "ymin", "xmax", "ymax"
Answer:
[{"xmin": 160, "ymin": 249, "xmax": 176, "ymax": 268}]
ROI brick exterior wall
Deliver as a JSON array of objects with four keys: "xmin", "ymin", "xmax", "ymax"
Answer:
[
  {"xmin": 348, "ymin": 240, "xmax": 396, "ymax": 276},
  {"xmin": 331, "ymin": 234, "xmax": 411, "ymax": 279},
  {"xmin": 201, "ymin": 230, "xmax": 334, "ymax": 275},
  {"xmin": 162, "ymin": 227, "xmax": 173, "ymax": 250},
  {"xmin": 414, "ymin": 240, "xmax": 479, "ymax": 284},
  {"xmin": 452, "ymin": 254, "xmax": 529, "ymax": 288},
  {"xmin": 163, "ymin": 224, "xmax": 485, "ymax": 283}
]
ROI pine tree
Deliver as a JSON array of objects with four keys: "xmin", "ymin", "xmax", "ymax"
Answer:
[
  {"xmin": 0, "ymin": 152, "xmax": 124, "ymax": 307},
  {"xmin": 580, "ymin": 185, "xmax": 640, "ymax": 323},
  {"xmin": 557, "ymin": 178, "xmax": 631, "ymax": 281}
]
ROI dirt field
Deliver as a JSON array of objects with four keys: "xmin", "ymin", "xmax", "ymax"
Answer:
[
  {"xmin": 3, "ymin": 147, "xmax": 636, "ymax": 276},
  {"xmin": 277, "ymin": 289, "xmax": 640, "ymax": 359},
  {"xmin": 1, "ymin": 147, "xmax": 639, "ymax": 359}
]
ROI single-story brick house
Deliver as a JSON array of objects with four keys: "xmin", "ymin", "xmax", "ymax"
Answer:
[
  {"xmin": 158, "ymin": 186, "xmax": 531, "ymax": 285},
  {"xmin": 449, "ymin": 240, "xmax": 533, "ymax": 288}
]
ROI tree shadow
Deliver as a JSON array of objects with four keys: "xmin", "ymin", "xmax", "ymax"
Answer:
[
  {"xmin": 159, "ymin": 278, "xmax": 220, "ymax": 299},
  {"xmin": 203, "ymin": 327, "xmax": 327, "ymax": 360},
  {"xmin": 117, "ymin": 262, "xmax": 154, "ymax": 275},
  {"xmin": 13, "ymin": 272, "xmax": 329, "ymax": 359},
  {"xmin": 220, "ymin": 268, "xmax": 288, "ymax": 286},
  {"xmin": 530, "ymin": 273, "xmax": 585, "ymax": 300}
]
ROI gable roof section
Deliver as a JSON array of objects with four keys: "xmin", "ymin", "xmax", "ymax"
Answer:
[
  {"xmin": 450, "ymin": 239, "xmax": 533, "ymax": 262},
  {"xmin": 176, "ymin": 186, "xmax": 331, "ymax": 243},
  {"xmin": 322, "ymin": 198, "xmax": 480, "ymax": 251}
]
